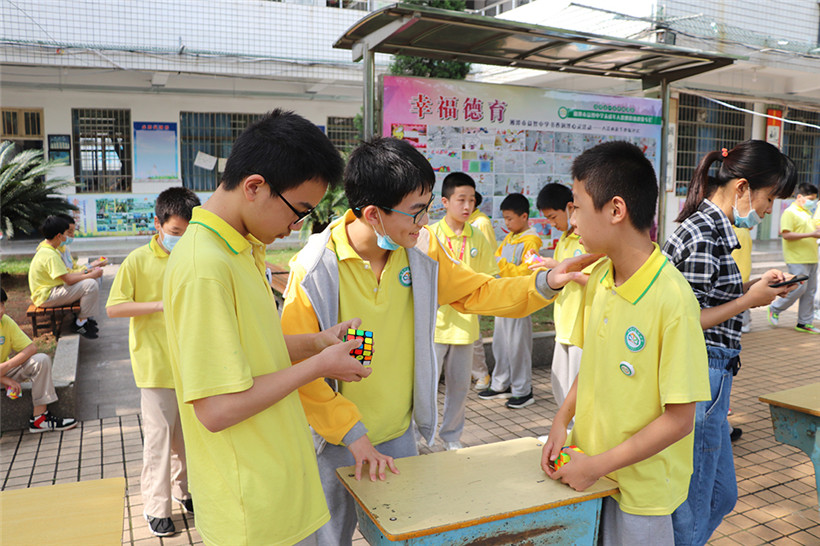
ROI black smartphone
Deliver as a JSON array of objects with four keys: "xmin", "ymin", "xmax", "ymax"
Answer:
[{"xmin": 769, "ymin": 274, "xmax": 810, "ymax": 288}]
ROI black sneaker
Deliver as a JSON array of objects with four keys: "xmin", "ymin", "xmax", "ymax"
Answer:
[
  {"xmin": 506, "ymin": 391, "xmax": 535, "ymax": 409},
  {"xmin": 478, "ymin": 387, "xmax": 512, "ymax": 400},
  {"xmin": 174, "ymin": 496, "xmax": 194, "ymax": 515},
  {"xmin": 71, "ymin": 321, "xmax": 98, "ymax": 339},
  {"xmin": 85, "ymin": 317, "xmax": 98, "ymax": 328},
  {"xmin": 730, "ymin": 427, "xmax": 742, "ymax": 442},
  {"xmin": 29, "ymin": 412, "xmax": 78, "ymax": 433},
  {"xmin": 144, "ymin": 514, "xmax": 175, "ymax": 537}
]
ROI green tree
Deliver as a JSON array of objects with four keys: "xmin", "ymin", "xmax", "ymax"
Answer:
[
  {"xmin": 299, "ymin": 183, "xmax": 348, "ymax": 240},
  {"xmin": 388, "ymin": 0, "xmax": 471, "ymax": 80},
  {"xmin": 0, "ymin": 141, "xmax": 77, "ymax": 238}
]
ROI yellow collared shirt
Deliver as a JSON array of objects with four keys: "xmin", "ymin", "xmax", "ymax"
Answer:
[
  {"xmin": 496, "ymin": 228, "xmax": 542, "ymax": 277},
  {"xmin": 781, "ymin": 203, "xmax": 818, "ymax": 264},
  {"xmin": 1, "ymin": 314, "xmax": 33, "ymax": 363},
  {"xmin": 28, "ymin": 241, "xmax": 68, "ymax": 306},
  {"xmin": 107, "ymin": 235, "xmax": 173, "ymax": 388},
  {"xmin": 163, "ymin": 207, "xmax": 328, "ymax": 546},
  {"xmin": 731, "ymin": 227, "xmax": 752, "ymax": 282},
  {"xmin": 468, "ymin": 209, "xmax": 498, "ymax": 249},
  {"xmin": 432, "ymin": 219, "xmax": 499, "ymax": 345},
  {"xmin": 570, "ymin": 244, "xmax": 710, "ymax": 516},
  {"xmin": 553, "ymin": 230, "xmax": 599, "ymax": 344}
]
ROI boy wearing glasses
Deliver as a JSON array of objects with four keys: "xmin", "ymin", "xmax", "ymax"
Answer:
[
  {"xmin": 162, "ymin": 110, "xmax": 371, "ymax": 546},
  {"xmin": 281, "ymin": 137, "xmax": 598, "ymax": 545}
]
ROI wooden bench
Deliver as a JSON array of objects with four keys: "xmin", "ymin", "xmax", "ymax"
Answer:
[
  {"xmin": 265, "ymin": 262, "xmax": 290, "ymax": 309},
  {"xmin": 26, "ymin": 303, "xmax": 81, "ymax": 338}
]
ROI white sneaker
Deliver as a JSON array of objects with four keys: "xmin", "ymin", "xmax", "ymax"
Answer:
[
  {"xmin": 444, "ymin": 441, "xmax": 463, "ymax": 451},
  {"xmin": 741, "ymin": 324, "xmax": 751, "ymax": 333}
]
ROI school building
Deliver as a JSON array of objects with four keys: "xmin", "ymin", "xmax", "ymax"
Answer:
[{"xmin": 2, "ymin": 0, "xmax": 819, "ymax": 241}]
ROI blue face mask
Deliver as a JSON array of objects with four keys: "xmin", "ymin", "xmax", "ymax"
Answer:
[
  {"xmin": 161, "ymin": 231, "xmax": 182, "ymax": 253},
  {"xmin": 803, "ymin": 199, "xmax": 817, "ymax": 213},
  {"xmin": 373, "ymin": 210, "xmax": 400, "ymax": 251},
  {"xmin": 64, "ymin": 236, "xmax": 74, "ymax": 246},
  {"xmin": 733, "ymin": 193, "xmax": 762, "ymax": 229}
]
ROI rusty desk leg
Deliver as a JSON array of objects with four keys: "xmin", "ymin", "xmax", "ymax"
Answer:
[{"xmin": 768, "ymin": 405, "xmax": 820, "ymax": 510}]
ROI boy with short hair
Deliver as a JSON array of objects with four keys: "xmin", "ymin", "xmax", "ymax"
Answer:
[
  {"xmin": 55, "ymin": 213, "xmax": 106, "ymax": 273},
  {"xmin": 281, "ymin": 137, "xmax": 595, "ymax": 545},
  {"xmin": 768, "ymin": 183, "xmax": 820, "ymax": 333},
  {"xmin": 536, "ymin": 183, "xmax": 598, "ymax": 423},
  {"xmin": 0, "ymin": 288, "xmax": 77, "ymax": 432},
  {"xmin": 542, "ymin": 141, "xmax": 710, "ymax": 545},
  {"xmin": 162, "ymin": 110, "xmax": 371, "ymax": 546},
  {"xmin": 28, "ymin": 216, "xmax": 103, "ymax": 339},
  {"xmin": 106, "ymin": 187, "xmax": 200, "ymax": 537},
  {"xmin": 478, "ymin": 193, "xmax": 542, "ymax": 409},
  {"xmin": 467, "ymin": 191, "xmax": 497, "ymax": 390},
  {"xmin": 431, "ymin": 172, "xmax": 499, "ymax": 450}
]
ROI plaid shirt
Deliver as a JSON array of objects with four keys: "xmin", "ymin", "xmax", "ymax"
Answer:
[{"xmin": 662, "ymin": 199, "xmax": 743, "ymax": 349}]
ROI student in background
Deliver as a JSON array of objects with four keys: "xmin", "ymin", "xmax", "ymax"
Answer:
[
  {"xmin": 431, "ymin": 173, "xmax": 499, "ymax": 450},
  {"xmin": 478, "ymin": 193, "xmax": 542, "ymax": 409}
]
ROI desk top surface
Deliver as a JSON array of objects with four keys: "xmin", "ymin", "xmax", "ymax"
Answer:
[
  {"xmin": 759, "ymin": 382, "xmax": 820, "ymax": 417},
  {"xmin": 0, "ymin": 477, "xmax": 125, "ymax": 545},
  {"xmin": 337, "ymin": 437, "xmax": 618, "ymax": 540}
]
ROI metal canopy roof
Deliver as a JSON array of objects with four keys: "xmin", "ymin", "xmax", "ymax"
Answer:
[{"xmin": 334, "ymin": 3, "xmax": 741, "ymax": 86}]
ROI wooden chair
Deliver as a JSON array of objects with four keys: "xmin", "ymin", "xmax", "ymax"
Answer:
[{"xmin": 26, "ymin": 303, "xmax": 81, "ymax": 338}]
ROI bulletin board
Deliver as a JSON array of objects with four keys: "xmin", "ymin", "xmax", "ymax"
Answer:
[{"xmin": 382, "ymin": 76, "xmax": 662, "ymax": 248}]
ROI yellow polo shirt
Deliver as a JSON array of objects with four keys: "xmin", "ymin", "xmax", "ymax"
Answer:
[
  {"xmin": 107, "ymin": 235, "xmax": 173, "ymax": 389},
  {"xmin": 780, "ymin": 203, "xmax": 818, "ymax": 264},
  {"xmin": 163, "ymin": 207, "xmax": 328, "ymax": 546},
  {"xmin": 553, "ymin": 230, "xmax": 599, "ymax": 345},
  {"xmin": 569, "ymin": 245, "xmax": 710, "ymax": 515},
  {"xmin": 731, "ymin": 227, "xmax": 752, "ymax": 282},
  {"xmin": 468, "ymin": 209, "xmax": 498, "ymax": 249},
  {"xmin": 28, "ymin": 242, "xmax": 68, "ymax": 306},
  {"xmin": 1, "ymin": 314, "xmax": 33, "ymax": 363},
  {"xmin": 283, "ymin": 210, "xmax": 554, "ymax": 447},
  {"xmin": 432, "ymin": 219, "xmax": 500, "ymax": 345}
]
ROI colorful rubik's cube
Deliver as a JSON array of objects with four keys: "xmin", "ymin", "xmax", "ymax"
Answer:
[
  {"xmin": 550, "ymin": 445, "xmax": 584, "ymax": 471},
  {"xmin": 344, "ymin": 328, "xmax": 374, "ymax": 365}
]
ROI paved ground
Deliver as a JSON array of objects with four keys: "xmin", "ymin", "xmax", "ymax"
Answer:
[{"xmin": 1, "ymin": 266, "xmax": 819, "ymax": 545}]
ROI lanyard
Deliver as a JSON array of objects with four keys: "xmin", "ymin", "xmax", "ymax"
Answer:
[{"xmin": 446, "ymin": 234, "xmax": 467, "ymax": 261}]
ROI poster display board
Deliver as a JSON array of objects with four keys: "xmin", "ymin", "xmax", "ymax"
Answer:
[
  {"xmin": 68, "ymin": 192, "xmax": 211, "ymax": 237},
  {"xmin": 134, "ymin": 122, "xmax": 180, "ymax": 184},
  {"xmin": 382, "ymin": 76, "xmax": 662, "ymax": 248}
]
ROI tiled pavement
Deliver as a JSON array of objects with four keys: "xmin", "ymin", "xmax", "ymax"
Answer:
[{"xmin": 1, "ymin": 299, "xmax": 819, "ymax": 544}]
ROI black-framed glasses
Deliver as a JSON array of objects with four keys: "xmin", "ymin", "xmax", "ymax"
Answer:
[
  {"xmin": 274, "ymin": 189, "xmax": 315, "ymax": 225},
  {"xmin": 379, "ymin": 195, "xmax": 434, "ymax": 225}
]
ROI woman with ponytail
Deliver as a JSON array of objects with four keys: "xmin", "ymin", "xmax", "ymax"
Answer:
[{"xmin": 663, "ymin": 140, "xmax": 797, "ymax": 545}]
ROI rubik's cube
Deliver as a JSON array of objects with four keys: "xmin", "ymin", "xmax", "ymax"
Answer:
[
  {"xmin": 345, "ymin": 328, "xmax": 374, "ymax": 364},
  {"xmin": 550, "ymin": 445, "xmax": 584, "ymax": 471}
]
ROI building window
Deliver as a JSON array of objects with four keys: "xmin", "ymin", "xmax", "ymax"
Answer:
[
  {"xmin": 784, "ymin": 108, "xmax": 820, "ymax": 188},
  {"xmin": 327, "ymin": 116, "xmax": 359, "ymax": 154},
  {"xmin": 71, "ymin": 108, "xmax": 132, "ymax": 193},
  {"xmin": 1, "ymin": 108, "xmax": 43, "ymax": 140},
  {"xmin": 179, "ymin": 112, "xmax": 264, "ymax": 192},
  {"xmin": 675, "ymin": 94, "xmax": 749, "ymax": 195}
]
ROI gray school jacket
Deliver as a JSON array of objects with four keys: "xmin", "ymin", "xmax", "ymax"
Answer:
[{"xmin": 291, "ymin": 224, "xmax": 441, "ymax": 447}]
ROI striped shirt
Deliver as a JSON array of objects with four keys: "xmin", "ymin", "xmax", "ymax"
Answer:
[{"xmin": 662, "ymin": 199, "xmax": 743, "ymax": 350}]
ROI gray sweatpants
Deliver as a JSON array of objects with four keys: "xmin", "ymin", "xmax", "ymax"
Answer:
[
  {"xmin": 600, "ymin": 497, "xmax": 673, "ymax": 546},
  {"xmin": 6, "ymin": 353, "xmax": 57, "ymax": 407},
  {"xmin": 490, "ymin": 315, "xmax": 533, "ymax": 397},
  {"xmin": 315, "ymin": 426, "xmax": 417, "ymax": 546},
  {"xmin": 41, "ymin": 278, "xmax": 100, "ymax": 320},
  {"xmin": 434, "ymin": 342, "xmax": 473, "ymax": 443},
  {"xmin": 770, "ymin": 263, "xmax": 818, "ymax": 325}
]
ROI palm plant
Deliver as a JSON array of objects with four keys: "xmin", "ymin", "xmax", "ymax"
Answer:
[
  {"xmin": 0, "ymin": 141, "xmax": 77, "ymax": 238},
  {"xmin": 299, "ymin": 183, "xmax": 348, "ymax": 240}
]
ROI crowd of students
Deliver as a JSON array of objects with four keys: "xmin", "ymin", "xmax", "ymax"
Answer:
[{"xmin": 2, "ymin": 108, "xmax": 810, "ymax": 546}]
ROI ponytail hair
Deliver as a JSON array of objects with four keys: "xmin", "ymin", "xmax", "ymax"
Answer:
[{"xmin": 676, "ymin": 140, "xmax": 796, "ymax": 222}]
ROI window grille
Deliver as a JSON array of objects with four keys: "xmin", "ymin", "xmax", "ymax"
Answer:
[
  {"xmin": 784, "ymin": 108, "xmax": 820, "ymax": 189},
  {"xmin": 327, "ymin": 116, "xmax": 360, "ymax": 155},
  {"xmin": 71, "ymin": 108, "xmax": 132, "ymax": 193},
  {"xmin": 1, "ymin": 108, "xmax": 43, "ymax": 140},
  {"xmin": 675, "ymin": 94, "xmax": 749, "ymax": 196},
  {"xmin": 179, "ymin": 112, "xmax": 264, "ymax": 192}
]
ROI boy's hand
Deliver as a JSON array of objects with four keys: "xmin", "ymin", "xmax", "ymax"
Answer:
[
  {"xmin": 552, "ymin": 450, "xmax": 600, "ymax": 491},
  {"xmin": 87, "ymin": 267, "xmax": 103, "ymax": 279},
  {"xmin": 540, "ymin": 427, "xmax": 568, "ymax": 477},
  {"xmin": 347, "ymin": 435, "xmax": 400, "ymax": 481},
  {"xmin": 315, "ymin": 318, "xmax": 363, "ymax": 353},
  {"xmin": 318, "ymin": 339, "xmax": 372, "ymax": 383},
  {"xmin": 546, "ymin": 253, "xmax": 604, "ymax": 289},
  {"xmin": 1, "ymin": 376, "xmax": 21, "ymax": 397}
]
